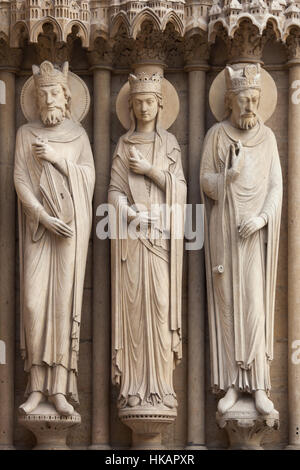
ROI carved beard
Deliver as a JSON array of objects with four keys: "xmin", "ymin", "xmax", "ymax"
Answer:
[
  {"xmin": 40, "ymin": 107, "xmax": 66, "ymax": 127},
  {"xmin": 238, "ymin": 114, "xmax": 258, "ymax": 130}
]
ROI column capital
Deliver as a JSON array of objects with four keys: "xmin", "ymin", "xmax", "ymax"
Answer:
[
  {"xmin": 0, "ymin": 39, "xmax": 22, "ymax": 73},
  {"xmin": 88, "ymin": 37, "xmax": 114, "ymax": 71},
  {"xmin": 286, "ymin": 27, "xmax": 300, "ymax": 65},
  {"xmin": 131, "ymin": 21, "xmax": 167, "ymax": 69},
  {"xmin": 184, "ymin": 32, "xmax": 209, "ymax": 70}
]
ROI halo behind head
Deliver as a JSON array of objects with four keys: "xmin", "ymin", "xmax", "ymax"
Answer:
[
  {"xmin": 21, "ymin": 68, "xmax": 90, "ymax": 123},
  {"xmin": 209, "ymin": 65, "xmax": 277, "ymax": 123},
  {"xmin": 116, "ymin": 77, "xmax": 179, "ymax": 130}
]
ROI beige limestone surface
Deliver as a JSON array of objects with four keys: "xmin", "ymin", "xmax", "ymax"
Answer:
[
  {"xmin": 1, "ymin": 32, "xmax": 291, "ymax": 449},
  {"xmin": 14, "ymin": 61, "xmax": 95, "ymax": 426},
  {"xmin": 201, "ymin": 64, "xmax": 283, "ymax": 431},
  {"xmin": 109, "ymin": 68, "xmax": 187, "ymax": 447}
]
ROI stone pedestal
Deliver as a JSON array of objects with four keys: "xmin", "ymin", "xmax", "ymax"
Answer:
[
  {"xmin": 18, "ymin": 402, "xmax": 81, "ymax": 450},
  {"xmin": 119, "ymin": 407, "xmax": 177, "ymax": 450},
  {"xmin": 216, "ymin": 396, "xmax": 279, "ymax": 450}
]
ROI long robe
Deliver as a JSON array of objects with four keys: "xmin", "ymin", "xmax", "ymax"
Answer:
[
  {"xmin": 14, "ymin": 118, "xmax": 95, "ymax": 403},
  {"xmin": 109, "ymin": 129, "xmax": 186, "ymax": 408},
  {"xmin": 200, "ymin": 119, "xmax": 282, "ymax": 393}
]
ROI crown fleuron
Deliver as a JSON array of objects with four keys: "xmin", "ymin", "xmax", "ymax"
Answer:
[
  {"xmin": 225, "ymin": 64, "xmax": 261, "ymax": 92},
  {"xmin": 129, "ymin": 72, "xmax": 162, "ymax": 95},
  {"xmin": 32, "ymin": 61, "xmax": 69, "ymax": 88}
]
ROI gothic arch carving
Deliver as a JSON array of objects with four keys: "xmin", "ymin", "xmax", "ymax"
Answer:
[
  {"xmin": 10, "ymin": 21, "xmax": 29, "ymax": 48},
  {"xmin": 64, "ymin": 20, "xmax": 89, "ymax": 47},
  {"xmin": 131, "ymin": 9, "xmax": 161, "ymax": 39},
  {"xmin": 110, "ymin": 11, "xmax": 131, "ymax": 38},
  {"xmin": 30, "ymin": 18, "xmax": 63, "ymax": 43},
  {"xmin": 161, "ymin": 12, "xmax": 184, "ymax": 36}
]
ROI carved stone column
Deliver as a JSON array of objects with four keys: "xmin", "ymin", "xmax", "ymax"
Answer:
[
  {"xmin": 0, "ymin": 44, "xmax": 21, "ymax": 450},
  {"xmin": 184, "ymin": 34, "xmax": 209, "ymax": 451},
  {"xmin": 286, "ymin": 29, "xmax": 300, "ymax": 450},
  {"xmin": 88, "ymin": 41, "xmax": 113, "ymax": 450}
]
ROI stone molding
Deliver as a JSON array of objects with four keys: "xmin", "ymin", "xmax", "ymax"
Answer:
[
  {"xmin": 2, "ymin": 1, "xmax": 300, "ymax": 67},
  {"xmin": 2, "ymin": 0, "xmax": 300, "ymax": 47}
]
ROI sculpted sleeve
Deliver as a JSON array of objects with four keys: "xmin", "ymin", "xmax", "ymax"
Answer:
[
  {"xmin": 14, "ymin": 126, "xmax": 46, "ymax": 238},
  {"xmin": 200, "ymin": 127, "xmax": 221, "ymax": 201},
  {"xmin": 260, "ymin": 130, "xmax": 283, "ymax": 223}
]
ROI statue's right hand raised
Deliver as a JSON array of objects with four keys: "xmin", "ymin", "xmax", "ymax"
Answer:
[
  {"xmin": 39, "ymin": 211, "xmax": 73, "ymax": 238},
  {"xmin": 228, "ymin": 140, "xmax": 244, "ymax": 181}
]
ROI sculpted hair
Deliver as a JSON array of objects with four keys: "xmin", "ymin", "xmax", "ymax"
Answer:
[{"xmin": 61, "ymin": 83, "xmax": 72, "ymax": 119}]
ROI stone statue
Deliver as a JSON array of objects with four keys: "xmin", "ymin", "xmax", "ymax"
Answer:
[
  {"xmin": 14, "ymin": 61, "xmax": 95, "ymax": 417},
  {"xmin": 200, "ymin": 63, "xmax": 282, "ymax": 416},
  {"xmin": 109, "ymin": 71, "xmax": 186, "ymax": 414}
]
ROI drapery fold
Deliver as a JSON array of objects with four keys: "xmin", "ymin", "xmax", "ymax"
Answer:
[
  {"xmin": 109, "ymin": 129, "xmax": 186, "ymax": 406},
  {"xmin": 14, "ymin": 119, "xmax": 95, "ymax": 402},
  {"xmin": 200, "ymin": 120, "xmax": 282, "ymax": 393}
]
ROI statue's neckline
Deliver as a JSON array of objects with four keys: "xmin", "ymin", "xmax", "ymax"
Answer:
[
  {"xmin": 27, "ymin": 118, "xmax": 85, "ymax": 143},
  {"xmin": 222, "ymin": 119, "xmax": 266, "ymax": 147},
  {"xmin": 133, "ymin": 131, "xmax": 155, "ymax": 137}
]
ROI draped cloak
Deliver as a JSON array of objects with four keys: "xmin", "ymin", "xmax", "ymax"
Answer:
[
  {"xmin": 108, "ymin": 129, "xmax": 186, "ymax": 407},
  {"xmin": 200, "ymin": 120, "xmax": 282, "ymax": 393},
  {"xmin": 14, "ymin": 118, "xmax": 95, "ymax": 403}
]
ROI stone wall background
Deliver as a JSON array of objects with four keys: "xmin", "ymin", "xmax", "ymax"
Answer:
[{"xmin": 10, "ymin": 54, "xmax": 289, "ymax": 448}]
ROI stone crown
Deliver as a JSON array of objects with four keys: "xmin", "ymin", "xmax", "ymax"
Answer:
[
  {"xmin": 32, "ymin": 61, "xmax": 69, "ymax": 88},
  {"xmin": 129, "ymin": 72, "xmax": 162, "ymax": 95},
  {"xmin": 225, "ymin": 64, "xmax": 261, "ymax": 92}
]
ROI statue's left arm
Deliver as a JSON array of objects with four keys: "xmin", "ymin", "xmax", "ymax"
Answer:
[
  {"xmin": 66, "ymin": 132, "xmax": 95, "ymax": 202},
  {"xmin": 147, "ymin": 134, "xmax": 186, "ymax": 191},
  {"xmin": 146, "ymin": 166, "xmax": 166, "ymax": 191},
  {"xmin": 260, "ymin": 131, "xmax": 283, "ymax": 225}
]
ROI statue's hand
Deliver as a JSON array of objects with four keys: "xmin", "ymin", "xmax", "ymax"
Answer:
[
  {"xmin": 32, "ymin": 141, "xmax": 57, "ymax": 165},
  {"xmin": 132, "ymin": 211, "xmax": 159, "ymax": 229},
  {"xmin": 228, "ymin": 141, "xmax": 244, "ymax": 181},
  {"xmin": 238, "ymin": 216, "xmax": 265, "ymax": 239},
  {"xmin": 129, "ymin": 146, "xmax": 152, "ymax": 175},
  {"xmin": 39, "ymin": 211, "xmax": 73, "ymax": 238}
]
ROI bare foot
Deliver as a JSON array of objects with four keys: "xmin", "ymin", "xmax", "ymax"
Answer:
[
  {"xmin": 49, "ymin": 394, "xmax": 74, "ymax": 416},
  {"xmin": 255, "ymin": 390, "xmax": 274, "ymax": 415},
  {"xmin": 217, "ymin": 387, "xmax": 239, "ymax": 415},
  {"xmin": 19, "ymin": 392, "xmax": 44, "ymax": 415}
]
